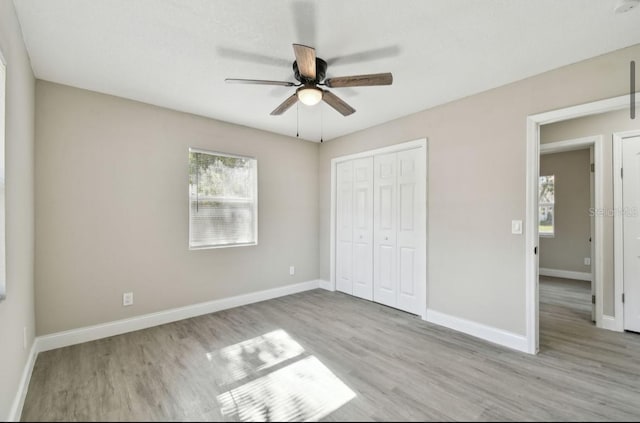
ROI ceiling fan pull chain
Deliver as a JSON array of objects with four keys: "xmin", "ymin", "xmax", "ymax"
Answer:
[{"xmin": 296, "ymin": 102, "xmax": 299, "ymax": 138}]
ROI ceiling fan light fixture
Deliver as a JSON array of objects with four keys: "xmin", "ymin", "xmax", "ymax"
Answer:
[
  {"xmin": 229, "ymin": 44, "xmax": 389, "ymax": 116},
  {"xmin": 297, "ymin": 86, "xmax": 323, "ymax": 106}
]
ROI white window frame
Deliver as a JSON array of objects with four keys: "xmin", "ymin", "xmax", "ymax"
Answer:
[
  {"xmin": 538, "ymin": 174, "xmax": 555, "ymax": 238},
  {"xmin": 188, "ymin": 148, "xmax": 258, "ymax": 250}
]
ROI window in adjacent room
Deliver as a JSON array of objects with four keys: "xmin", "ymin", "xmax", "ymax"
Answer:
[
  {"xmin": 539, "ymin": 174, "xmax": 555, "ymax": 237},
  {"xmin": 189, "ymin": 149, "xmax": 258, "ymax": 249},
  {"xmin": 0, "ymin": 52, "xmax": 6, "ymax": 300}
]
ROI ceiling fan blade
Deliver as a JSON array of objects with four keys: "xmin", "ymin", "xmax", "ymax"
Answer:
[
  {"xmin": 217, "ymin": 47, "xmax": 291, "ymax": 67},
  {"xmin": 324, "ymin": 72, "xmax": 393, "ymax": 88},
  {"xmin": 326, "ymin": 45, "xmax": 400, "ymax": 66},
  {"xmin": 293, "ymin": 44, "xmax": 316, "ymax": 80},
  {"xmin": 292, "ymin": 1, "xmax": 316, "ymax": 47},
  {"xmin": 270, "ymin": 94, "xmax": 298, "ymax": 116},
  {"xmin": 225, "ymin": 78, "xmax": 296, "ymax": 87},
  {"xmin": 323, "ymin": 90, "xmax": 355, "ymax": 116}
]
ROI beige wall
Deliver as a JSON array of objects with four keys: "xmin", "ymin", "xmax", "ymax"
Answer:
[
  {"xmin": 0, "ymin": 0, "xmax": 36, "ymax": 419},
  {"xmin": 319, "ymin": 44, "xmax": 640, "ymax": 335},
  {"xmin": 539, "ymin": 150, "xmax": 591, "ymax": 274},
  {"xmin": 541, "ymin": 108, "xmax": 640, "ymax": 316},
  {"xmin": 35, "ymin": 81, "xmax": 318, "ymax": 335},
  {"xmin": 27, "ymin": 37, "xmax": 640, "ymax": 344}
]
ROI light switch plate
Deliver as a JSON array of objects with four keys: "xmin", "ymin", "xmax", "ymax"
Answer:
[{"xmin": 511, "ymin": 220, "xmax": 523, "ymax": 235}]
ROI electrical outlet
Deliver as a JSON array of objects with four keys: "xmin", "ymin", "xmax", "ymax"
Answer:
[
  {"xmin": 123, "ymin": 292, "xmax": 134, "ymax": 306},
  {"xmin": 584, "ymin": 257, "xmax": 591, "ymax": 266},
  {"xmin": 289, "ymin": 266, "xmax": 295, "ymax": 276}
]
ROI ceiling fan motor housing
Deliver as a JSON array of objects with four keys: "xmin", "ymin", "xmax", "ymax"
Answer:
[{"xmin": 293, "ymin": 58, "xmax": 327, "ymax": 84}]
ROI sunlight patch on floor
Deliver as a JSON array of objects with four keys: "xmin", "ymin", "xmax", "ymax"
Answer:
[
  {"xmin": 208, "ymin": 330, "xmax": 356, "ymax": 422},
  {"xmin": 217, "ymin": 355, "xmax": 356, "ymax": 422},
  {"xmin": 206, "ymin": 329, "xmax": 305, "ymax": 384}
]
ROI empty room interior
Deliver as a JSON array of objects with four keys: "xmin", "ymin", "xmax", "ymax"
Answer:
[{"xmin": 2, "ymin": 0, "xmax": 640, "ymax": 421}]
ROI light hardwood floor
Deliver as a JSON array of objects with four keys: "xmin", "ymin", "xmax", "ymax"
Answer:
[{"xmin": 21, "ymin": 277, "xmax": 640, "ymax": 421}]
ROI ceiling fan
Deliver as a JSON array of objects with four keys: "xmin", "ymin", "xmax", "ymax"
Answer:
[{"xmin": 225, "ymin": 44, "xmax": 393, "ymax": 117}]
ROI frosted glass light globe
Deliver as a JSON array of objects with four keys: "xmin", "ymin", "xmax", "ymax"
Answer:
[{"xmin": 297, "ymin": 87, "xmax": 323, "ymax": 106}]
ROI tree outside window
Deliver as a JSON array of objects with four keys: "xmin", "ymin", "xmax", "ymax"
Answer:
[{"xmin": 539, "ymin": 175, "xmax": 555, "ymax": 237}]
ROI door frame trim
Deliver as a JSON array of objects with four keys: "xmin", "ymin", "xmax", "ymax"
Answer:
[
  {"xmin": 540, "ymin": 136, "xmax": 604, "ymax": 329},
  {"xmin": 526, "ymin": 93, "xmax": 637, "ymax": 354},
  {"xmin": 330, "ymin": 138, "xmax": 428, "ymax": 318},
  {"xmin": 613, "ymin": 129, "xmax": 640, "ymax": 332}
]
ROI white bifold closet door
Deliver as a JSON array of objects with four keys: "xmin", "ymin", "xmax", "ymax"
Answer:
[
  {"xmin": 336, "ymin": 158, "xmax": 374, "ymax": 300},
  {"xmin": 373, "ymin": 148, "xmax": 424, "ymax": 314},
  {"xmin": 336, "ymin": 146, "xmax": 424, "ymax": 315}
]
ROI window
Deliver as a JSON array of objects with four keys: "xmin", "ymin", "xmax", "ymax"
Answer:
[
  {"xmin": 539, "ymin": 174, "xmax": 555, "ymax": 237},
  {"xmin": 0, "ymin": 54, "xmax": 5, "ymax": 300},
  {"xmin": 189, "ymin": 149, "xmax": 257, "ymax": 249}
]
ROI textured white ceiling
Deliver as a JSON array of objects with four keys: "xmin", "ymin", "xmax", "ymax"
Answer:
[{"xmin": 12, "ymin": 0, "xmax": 640, "ymax": 141}]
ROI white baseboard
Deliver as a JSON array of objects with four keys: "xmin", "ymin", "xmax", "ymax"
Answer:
[
  {"xmin": 600, "ymin": 314, "xmax": 623, "ymax": 332},
  {"xmin": 318, "ymin": 280, "xmax": 334, "ymax": 291},
  {"xmin": 7, "ymin": 340, "xmax": 38, "ymax": 422},
  {"xmin": 36, "ymin": 279, "xmax": 321, "ymax": 353},
  {"xmin": 424, "ymin": 309, "xmax": 529, "ymax": 354},
  {"xmin": 539, "ymin": 268, "xmax": 592, "ymax": 281}
]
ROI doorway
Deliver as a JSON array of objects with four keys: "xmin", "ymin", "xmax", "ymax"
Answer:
[
  {"xmin": 538, "ymin": 139, "xmax": 599, "ymax": 335},
  {"xmin": 525, "ymin": 94, "xmax": 637, "ymax": 354}
]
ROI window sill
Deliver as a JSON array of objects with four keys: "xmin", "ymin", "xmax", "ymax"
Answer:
[
  {"xmin": 539, "ymin": 233, "xmax": 555, "ymax": 238},
  {"xmin": 189, "ymin": 242, "xmax": 258, "ymax": 251}
]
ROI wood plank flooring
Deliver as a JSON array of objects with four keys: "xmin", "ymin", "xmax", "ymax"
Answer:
[{"xmin": 21, "ymin": 277, "xmax": 640, "ymax": 421}]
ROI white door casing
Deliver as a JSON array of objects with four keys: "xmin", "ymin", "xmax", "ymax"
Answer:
[
  {"xmin": 590, "ymin": 146, "xmax": 595, "ymax": 322},
  {"xmin": 623, "ymin": 136, "xmax": 640, "ymax": 332}
]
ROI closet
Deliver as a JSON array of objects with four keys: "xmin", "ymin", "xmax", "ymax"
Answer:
[{"xmin": 334, "ymin": 141, "xmax": 426, "ymax": 315}]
